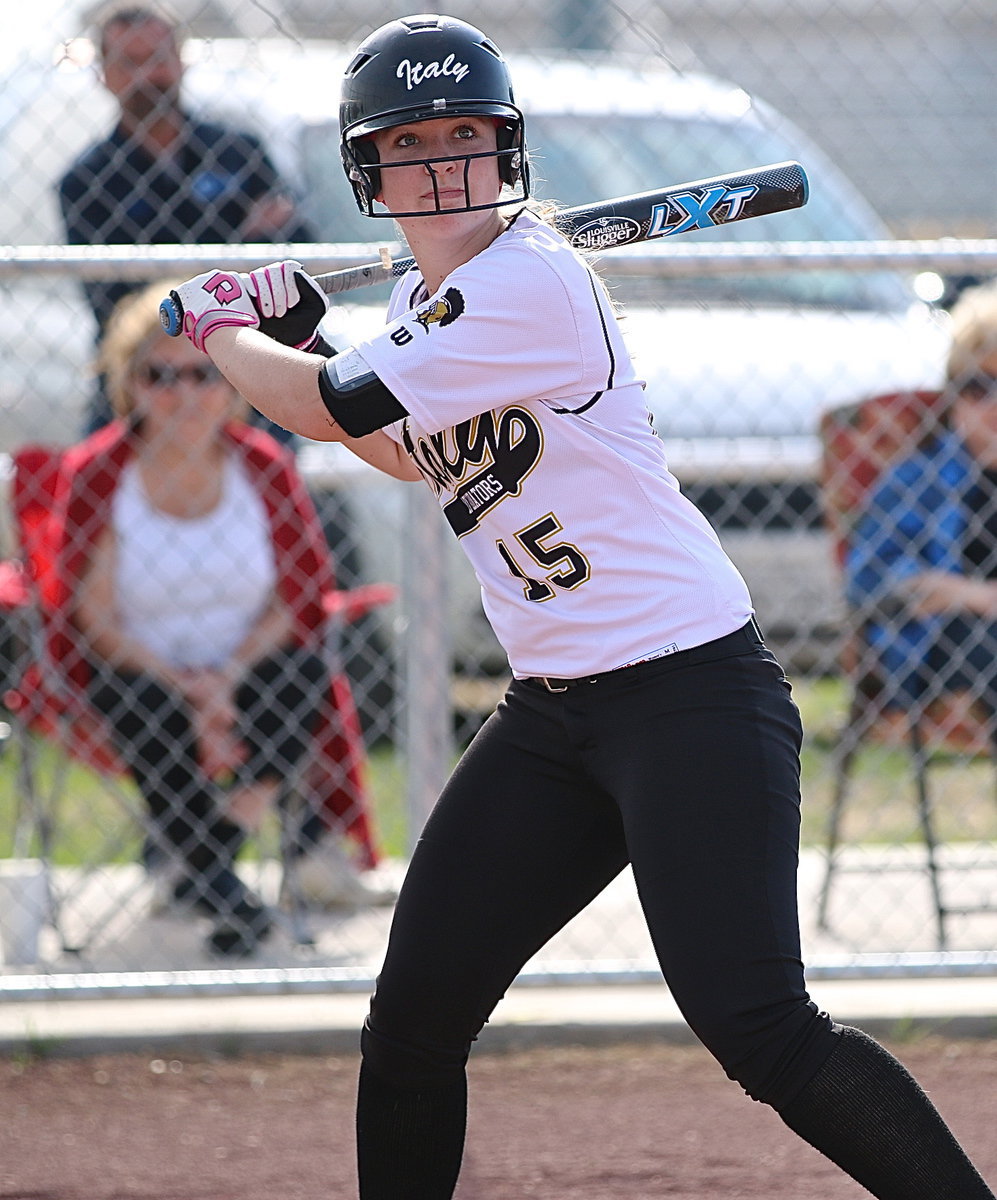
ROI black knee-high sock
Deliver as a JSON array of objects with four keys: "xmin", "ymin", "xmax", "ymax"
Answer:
[
  {"xmin": 778, "ymin": 1026, "xmax": 994, "ymax": 1199},
  {"xmin": 356, "ymin": 1060, "xmax": 467, "ymax": 1199}
]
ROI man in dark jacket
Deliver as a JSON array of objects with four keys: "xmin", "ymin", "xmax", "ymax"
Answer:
[{"xmin": 58, "ymin": 4, "xmax": 315, "ymax": 434}]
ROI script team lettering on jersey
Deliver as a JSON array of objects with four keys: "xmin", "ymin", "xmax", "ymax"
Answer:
[{"xmin": 402, "ymin": 406, "xmax": 544, "ymax": 538}]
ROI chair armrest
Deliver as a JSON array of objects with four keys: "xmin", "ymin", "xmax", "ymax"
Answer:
[{"xmin": 323, "ymin": 583, "xmax": 398, "ymax": 623}]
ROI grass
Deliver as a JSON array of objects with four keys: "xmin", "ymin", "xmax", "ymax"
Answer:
[
  {"xmin": 793, "ymin": 676, "xmax": 997, "ymax": 847},
  {"xmin": 0, "ymin": 725, "xmax": 411, "ymax": 866},
  {"xmin": 1, "ymin": 676, "xmax": 994, "ymax": 868},
  {"xmin": 363, "ymin": 742, "xmax": 408, "ymax": 859}
]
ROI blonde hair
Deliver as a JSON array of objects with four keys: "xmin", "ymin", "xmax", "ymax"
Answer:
[
  {"xmin": 97, "ymin": 280, "xmax": 242, "ymax": 420},
  {"xmin": 947, "ymin": 281, "xmax": 997, "ymax": 384}
]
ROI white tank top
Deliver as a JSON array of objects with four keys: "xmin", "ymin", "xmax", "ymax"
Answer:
[
  {"xmin": 112, "ymin": 455, "xmax": 277, "ymax": 670},
  {"xmin": 355, "ymin": 210, "xmax": 753, "ymax": 678}
]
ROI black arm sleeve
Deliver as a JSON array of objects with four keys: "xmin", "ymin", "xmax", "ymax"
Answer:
[{"xmin": 318, "ymin": 359, "xmax": 409, "ymax": 438}]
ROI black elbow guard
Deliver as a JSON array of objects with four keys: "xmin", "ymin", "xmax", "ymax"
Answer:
[
  {"xmin": 310, "ymin": 332, "xmax": 338, "ymax": 357},
  {"xmin": 318, "ymin": 352, "xmax": 408, "ymax": 437}
]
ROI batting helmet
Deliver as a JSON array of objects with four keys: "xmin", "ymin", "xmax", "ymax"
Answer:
[{"xmin": 339, "ymin": 14, "xmax": 530, "ymax": 217}]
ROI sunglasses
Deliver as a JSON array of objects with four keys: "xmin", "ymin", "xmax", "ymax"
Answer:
[
  {"xmin": 958, "ymin": 371, "xmax": 997, "ymax": 401},
  {"xmin": 137, "ymin": 362, "xmax": 225, "ymax": 387}
]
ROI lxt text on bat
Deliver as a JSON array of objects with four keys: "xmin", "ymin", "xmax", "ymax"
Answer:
[{"xmin": 648, "ymin": 184, "xmax": 760, "ymax": 237}]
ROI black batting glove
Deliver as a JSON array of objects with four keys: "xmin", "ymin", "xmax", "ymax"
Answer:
[{"xmin": 247, "ymin": 260, "xmax": 330, "ymax": 351}]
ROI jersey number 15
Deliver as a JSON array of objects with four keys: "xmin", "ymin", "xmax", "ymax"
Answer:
[{"xmin": 496, "ymin": 513, "xmax": 590, "ymax": 603}]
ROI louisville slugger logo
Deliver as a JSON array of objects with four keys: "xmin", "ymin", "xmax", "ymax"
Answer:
[
  {"xmin": 397, "ymin": 55, "xmax": 470, "ymax": 89},
  {"xmin": 647, "ymin": 184, "xmax": 759, "ymax": 237},
  {"xmin": 570, "ymin": 216, "xmax": 641, "ymax": 252}
]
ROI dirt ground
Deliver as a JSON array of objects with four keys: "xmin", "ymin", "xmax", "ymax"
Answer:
[{"xmin": 1, "ymin": 1037, "xmax": 995, "ymax": 1199}]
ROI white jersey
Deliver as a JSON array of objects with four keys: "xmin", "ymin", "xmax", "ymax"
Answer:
[{"xmin": 353, "ymin": 209, "xmax": 753, "ymax": 678}]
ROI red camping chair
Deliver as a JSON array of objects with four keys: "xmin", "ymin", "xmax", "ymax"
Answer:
[
  {"xmin": 1, "ymin": 445, "xmax": 130, "ymax": 776},
  {"xmin": 817, "ymin": 390, "xmax": 996, "ymax": 948},
  {"xmin": 0, "ymin": 444, "xmax": 394, "ymax": 955}
]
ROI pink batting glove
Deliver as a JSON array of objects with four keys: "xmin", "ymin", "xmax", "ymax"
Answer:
[{"xmin": 170, "ymin": 270, "xmax": 261, "ymax": 352}]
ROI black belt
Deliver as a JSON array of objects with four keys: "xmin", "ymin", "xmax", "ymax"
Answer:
[{"xmin": 521, "ymin": 619, "xmax": 764, "ymax": 694}]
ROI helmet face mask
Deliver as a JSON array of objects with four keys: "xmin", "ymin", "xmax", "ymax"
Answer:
[{"xmin": 339, "ymin": 15, "xmax": 530, "ymax": 218}]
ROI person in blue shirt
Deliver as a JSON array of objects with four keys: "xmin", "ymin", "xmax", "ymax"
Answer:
[
  {"xmin": 846, "ymin": 281, "xmax": 997, "ymax": 726},
  {"xmin": 57, "ymin": 4, "xmax": 314, "ymax": 436}
]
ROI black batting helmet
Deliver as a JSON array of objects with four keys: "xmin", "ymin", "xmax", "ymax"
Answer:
[{"xmin": 339, "ymin": 14, "xmax": 530, "ymax": 217}]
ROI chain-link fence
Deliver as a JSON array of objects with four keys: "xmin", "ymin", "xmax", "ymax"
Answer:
[{"xmin": 1, "ymin": 0, "xmax": 996, "ymax": 994}]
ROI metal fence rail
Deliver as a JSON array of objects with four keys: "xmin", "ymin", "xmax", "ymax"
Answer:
[{"xmin": 5, "ymin": 239, "xmax": 997, "ymax": 279}]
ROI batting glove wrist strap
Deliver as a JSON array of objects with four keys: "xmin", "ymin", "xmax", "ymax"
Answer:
[
  {"xmin": 171, "ymin": 270, "xmax": 261, "ymax": 353},
  {"xmin": 249, "ymin": 260, "xmax": 330, "ymax": 351}
]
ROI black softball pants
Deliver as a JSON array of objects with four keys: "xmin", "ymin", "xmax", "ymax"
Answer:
[
  {"xmin": 363, "ymin": 624, "xmax": 833, "ymax": 1103},
  {"xmin": 359, "ymin": 625, "xmax": 995, "ymax": 1199},
  {"xmin": 89, "ymin": 646, "xmax": 328, "ymax": 914}
]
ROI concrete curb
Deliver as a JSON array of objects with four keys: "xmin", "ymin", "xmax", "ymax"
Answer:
[{"xmin": 1, "ymin": 977, "xmax": 995, "ymax": 1059}]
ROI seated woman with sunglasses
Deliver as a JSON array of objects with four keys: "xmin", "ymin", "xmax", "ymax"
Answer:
[
  {"xmin": 46, "ymin": 281, "xmax": 388, "ymax": 958},
  {"xmin": 846, "ymin": 280, "xmax": 997, "ymax": 736}
]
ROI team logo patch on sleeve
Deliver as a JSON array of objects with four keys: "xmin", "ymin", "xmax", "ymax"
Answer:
[{"xmin": 415, "ymin": 287, "xmax": 465, "ymax": 331}]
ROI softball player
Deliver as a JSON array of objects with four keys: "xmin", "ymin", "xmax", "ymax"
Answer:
[{"xmin": 168, "ymin": 15, "xmax": 994, "ymax": 1199}]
